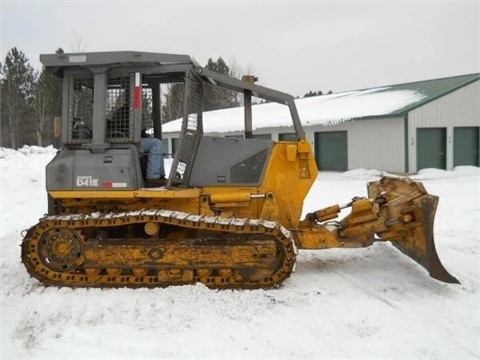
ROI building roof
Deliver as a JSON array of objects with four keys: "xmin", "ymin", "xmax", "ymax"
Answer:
[
  {"xmin": 162, "ymin": 73, "xmax": 479, "ymax": 134},
  {"xmin": 365, "ymin": 73, "xmax": 480, "ymax": 115}
]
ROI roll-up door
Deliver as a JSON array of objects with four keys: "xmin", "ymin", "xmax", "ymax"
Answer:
[
  {"xmin": 454, "ymin": 127, "xmax": 479, "ymax": 167},
  {"xmin": 314, "ymin": 131, "xmax": 348, "ymax": 171},
  {"xmin": 279, "ymin": 133, "xmax": 298, "ymax": 142},
  {"xmin": 417, "ymin": 128, "xmax": 446, "ymax": 170}
]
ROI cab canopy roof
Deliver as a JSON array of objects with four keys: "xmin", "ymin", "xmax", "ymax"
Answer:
[
  {"xmin": 39, "ymin": 50, "xmax": 305, "ymax": 138},
  {"xmin": 40, "ymin": 51, "xmax": 199, "ymax": 77},
  {"xmin": 39, "ymin": 51, "xmax": 297, "ymax": 105}
]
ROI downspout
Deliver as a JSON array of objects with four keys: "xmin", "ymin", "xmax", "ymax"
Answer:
[{"xmin": 404, "ymin": 113, "xmax": 409, "ymax": 173}]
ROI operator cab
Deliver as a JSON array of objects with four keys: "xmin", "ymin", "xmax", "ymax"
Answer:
[{"xmin": 41, "ymin": 51, "xmax": 305, "ymax": 191}]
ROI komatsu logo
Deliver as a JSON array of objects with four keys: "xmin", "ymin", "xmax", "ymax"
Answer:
[{"xmin": 76, "ymin": 176, "xmax": 99, "ymax": 187}]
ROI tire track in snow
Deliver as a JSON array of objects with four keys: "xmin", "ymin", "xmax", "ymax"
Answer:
[{"xmin": 329, "ymin": 268, "xmax": 478, "ymax": 358}]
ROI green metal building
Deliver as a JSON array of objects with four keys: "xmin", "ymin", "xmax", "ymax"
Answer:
[{"xmin": 163, "ymin": 73, "xmax": 479, "ymax": 173}]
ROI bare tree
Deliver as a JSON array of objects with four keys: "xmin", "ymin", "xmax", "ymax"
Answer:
[
  {"xmin": 72, "ymin": 32, "xmax": 87, "ymax": 52},
  {"xmin": 33, "ymin": 69, "xmax": 54, "ymax": 145},
  {"xmin": 228, "ymin": 57, "xmax": 255, "ymax": 80}
]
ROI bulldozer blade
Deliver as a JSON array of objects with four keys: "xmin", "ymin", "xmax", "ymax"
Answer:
[{"xmin": 391, "ymin": 194, "xmax": 459, "ymax": 284}]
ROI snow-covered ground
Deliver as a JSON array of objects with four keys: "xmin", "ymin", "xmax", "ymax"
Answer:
[{"xmin": 1, "ymin": 146, "xmax": 479, "ymax": 359}]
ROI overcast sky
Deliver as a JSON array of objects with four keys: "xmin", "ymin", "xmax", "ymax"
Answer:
[{"xmin": 1, "ymin": 0, "xmax": 479, "ymax": 97}]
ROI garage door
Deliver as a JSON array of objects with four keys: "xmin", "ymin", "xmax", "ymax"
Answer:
[
  {"xmin": 171, "ymin": 138, "xmax": 179, "ymax": 157},
  {"xmin": 279, "ymin": 133, "xmax": 298, "ymax": 142},
  {"xmin": 454, "ymin": 127, "xmax": 479, "ymax": 167},
  {"xmin": 314, "ymin": 131, "xmax": 348, "ymax": 171},
  {"xmin": 417, "ymin": 128, "xmax": 446, "ymax": 170}
]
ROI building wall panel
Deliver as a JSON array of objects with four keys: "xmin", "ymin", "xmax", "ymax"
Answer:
[
  {"xmin": 408, "ymin": 81, "xmax": 480, "ymax": 172},
  {"xmin": 308, "ymin": 118, "xmax": 405, "ymax": 173}
]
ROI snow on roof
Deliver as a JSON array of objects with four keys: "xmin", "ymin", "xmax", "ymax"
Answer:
[{"xmin": 162, "ymin": 86, "xmax": 427, "ymax": 134}]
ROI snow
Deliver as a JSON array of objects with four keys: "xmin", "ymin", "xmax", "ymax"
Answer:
[
  {"xmin": 1, "ymin": 146, "xmax": 479, "ymax": 359},
  {"xmin": 162, "ymin": 87, "xmax": 427, "ymax": 134}
]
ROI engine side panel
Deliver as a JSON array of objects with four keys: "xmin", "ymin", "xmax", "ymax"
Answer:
[
  {"xmin": 189, "ymin": 136, "xmax": 273, "ymax": 187},
  {"xmin": 46, "ymin": 147, "xmax": 143, "ymax": 191}
]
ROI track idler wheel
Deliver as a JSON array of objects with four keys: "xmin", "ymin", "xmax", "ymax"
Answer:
[{"xmin": 38, "ymin": 227, "xmax": 85, "ymax": 272}]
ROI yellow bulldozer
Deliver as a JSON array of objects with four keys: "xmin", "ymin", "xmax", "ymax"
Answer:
[{"xmin": 21, "ymin": 51, "xmax": 458, "ymax": 288}]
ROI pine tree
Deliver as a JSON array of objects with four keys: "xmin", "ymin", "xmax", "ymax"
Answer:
[
  {"xmin": 203, "ymin": 57, "xmax": 241, "ymax": 111},
  {"xmin": 303, "ymin": 90, "xmax": 326, "ymax": 98},
  {"xmin": 0, "ymin": 47, "xmax": 36, "ymax": 148},
  {"xmin": 161, "ymin": 83, "xmax": 185, "ymax": 123}
]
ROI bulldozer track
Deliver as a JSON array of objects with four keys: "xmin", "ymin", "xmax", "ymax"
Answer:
[{"xmin": 21, "ymin": 210, "xmax": 297, "ymax": 289}]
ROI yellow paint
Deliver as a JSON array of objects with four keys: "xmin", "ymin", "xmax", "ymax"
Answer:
[
  {"xmin": 50, "ymin": 141, "xmax": 318, "ymax": 229},
  {"xmin": 45, "ymin": 140, "xmax": 451, "ymax": 284},
  {"xmin": 285, "ymin": 144, "xmax": 297, "ymax": 162}
]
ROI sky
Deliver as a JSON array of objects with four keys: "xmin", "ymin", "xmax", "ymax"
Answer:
[{"xmin": 1, "ymin": 0, "xmax": 479, "ymax": 97}]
